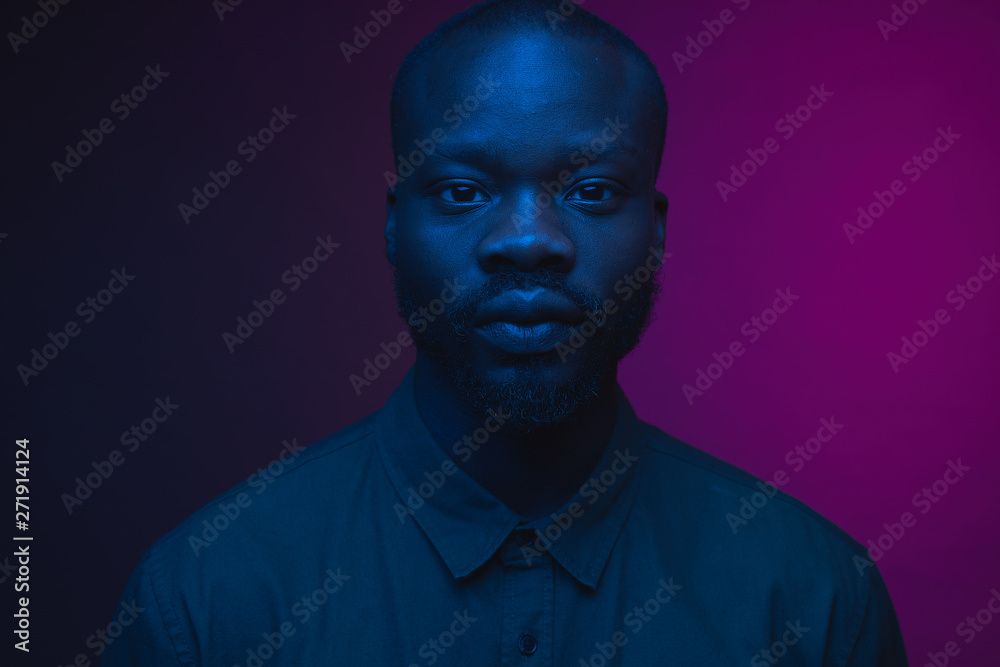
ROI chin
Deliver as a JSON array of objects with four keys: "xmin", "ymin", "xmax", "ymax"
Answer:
[{"xmin": 451, "ymin": 352, "xmax": 615, "ymax": 436}]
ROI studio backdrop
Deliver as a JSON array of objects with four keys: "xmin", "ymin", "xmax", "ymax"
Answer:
[{"xmin": 2, "ymin": 0, "xmax": 999, "ymax": 664}]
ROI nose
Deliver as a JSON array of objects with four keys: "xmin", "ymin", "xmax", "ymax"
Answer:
[{"xmin": 476, "ymin": 190, "xmax": 576, "ymax": 274}]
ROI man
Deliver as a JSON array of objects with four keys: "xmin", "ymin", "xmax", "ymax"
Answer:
[{"xmin": 103, "ymin": 0, "xmax": 908, "ymax": 664}]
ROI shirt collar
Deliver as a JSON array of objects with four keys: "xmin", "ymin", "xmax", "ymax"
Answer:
[{"xmin": 375, "ymin": 366, "xmax": 645, "ymax": 590}]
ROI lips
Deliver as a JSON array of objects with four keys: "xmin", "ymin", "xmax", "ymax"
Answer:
[
  {"xmin": 474, "ymin": 288, "xmax": 583, "ymax": 326},
  {"xmin": 472, "ymin": 289, "xmax": 584, "ymax": 354}
]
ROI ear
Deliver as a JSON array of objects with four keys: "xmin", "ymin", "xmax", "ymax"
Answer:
[
  {"xmin": 385, "ymin": 187, "xmax": 398, "ymax": 266},
  {"xmin": 652, "ymin": 190, "xmax": 668, "ymax": 253}
]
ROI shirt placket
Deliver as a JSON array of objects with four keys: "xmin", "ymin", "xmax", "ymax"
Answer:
[{"xmin": 498, "ymin": 527, "xmax": 554, "ymax": 667}]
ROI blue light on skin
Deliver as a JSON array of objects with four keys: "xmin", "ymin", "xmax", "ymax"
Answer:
[{"xmin": 386, "ymin": 27, "xmax": 667, "ymax": 519}]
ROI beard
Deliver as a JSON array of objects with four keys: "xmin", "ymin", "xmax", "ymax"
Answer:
[{"xmin": 394, "ymin": 266, "xmax": 659, "ymax": 437}]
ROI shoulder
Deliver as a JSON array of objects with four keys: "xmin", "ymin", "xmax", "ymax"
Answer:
[
  {"xmin": 633, "ymin": 420, "xmax": 876, "ymax": 600},
  {"xmin": 149, "ymin": 410, "xmax": 380, "ymax": 573},
  {"xmin": 630, "ymin": 422, "xmax": 904, "ymax": 663},
  {"xmin": 639, "ymin": 420, "xmax": 865, "ymax": 552},
  {"xmin": 101, "ymin": 414, "xmax": 382, "ymax": 665}
]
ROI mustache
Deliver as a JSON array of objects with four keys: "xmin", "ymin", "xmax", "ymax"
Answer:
[{"xmin": 448, "ymin": 271, "xmax": 604, "ymax": 341}]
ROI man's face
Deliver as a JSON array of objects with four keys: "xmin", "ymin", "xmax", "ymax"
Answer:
[{"xmin": 388, "ymin": 28, "xmax": 667, "ymax": 434}]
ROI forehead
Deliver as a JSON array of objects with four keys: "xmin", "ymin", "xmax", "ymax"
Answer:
[{"xmin": 396, "ymin": 28, "xmax": 657, "ymax": 174}]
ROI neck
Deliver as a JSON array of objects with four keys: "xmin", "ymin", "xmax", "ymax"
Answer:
[{"xmin": 412, "ymin": 354, "xmax": 620, "ymax": 519}]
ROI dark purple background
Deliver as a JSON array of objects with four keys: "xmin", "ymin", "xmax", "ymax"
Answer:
[{"xmin": 2, "ymin": 0, "xmax": 998, "ymax": 664}]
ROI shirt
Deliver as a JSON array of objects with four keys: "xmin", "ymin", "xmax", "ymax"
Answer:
[{"xmin": 101, "ymin": 366, "xmax": 908, "ymax": 666}]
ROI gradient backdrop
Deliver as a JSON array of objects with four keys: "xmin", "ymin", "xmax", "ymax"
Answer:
[{"xmin": 2, "ymin": 0, "xmax": 999, "ymax": 664}]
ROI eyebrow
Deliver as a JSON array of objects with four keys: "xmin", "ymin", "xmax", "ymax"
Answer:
[{"xmin": 425, "ymin": 131, "xmax": 642, "ymax": 171}]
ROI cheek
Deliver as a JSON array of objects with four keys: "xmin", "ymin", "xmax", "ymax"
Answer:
[
  {"xmin": 395, "ymin": 220, "xmax": 468, "ymax": 299},
  {"xmin": 579, "ymin": 226, "xmax": 658, "ymax": 298}
]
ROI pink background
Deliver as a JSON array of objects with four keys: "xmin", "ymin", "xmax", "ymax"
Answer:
[
  {"xmin": 4, "ymin": 0, "xmax": 998, "ymax": 664},
  {"xmin": 613, "ymin": 1, "xmax": 1000, "ymax": 664}
]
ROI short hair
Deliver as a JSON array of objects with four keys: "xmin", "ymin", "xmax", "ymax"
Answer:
[{"xmin": 390, "ymin": 0, "xmax": 668, "ymax": 179}]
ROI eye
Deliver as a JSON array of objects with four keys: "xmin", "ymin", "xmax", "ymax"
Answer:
[
  {"xmin": 566, "ymin": 183, "xmax": 617, "ymax": 202},
  {"xmin": 438, "ymin": 183, "xmax": 488, "ymax": 204}
]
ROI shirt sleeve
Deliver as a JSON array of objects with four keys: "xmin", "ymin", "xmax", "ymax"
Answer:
[
  {"xmin": 843, "ymin": 560, "xmax": 909, "ymax": 667},
  {"xmin": 100, "ymin": 550, "xmax": 191, "ymax": 667}
]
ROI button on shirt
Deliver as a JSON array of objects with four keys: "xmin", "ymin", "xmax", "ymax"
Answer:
[{"xmin": 102, "ymin": 367, "xmax": 908, "ymax": 665}]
